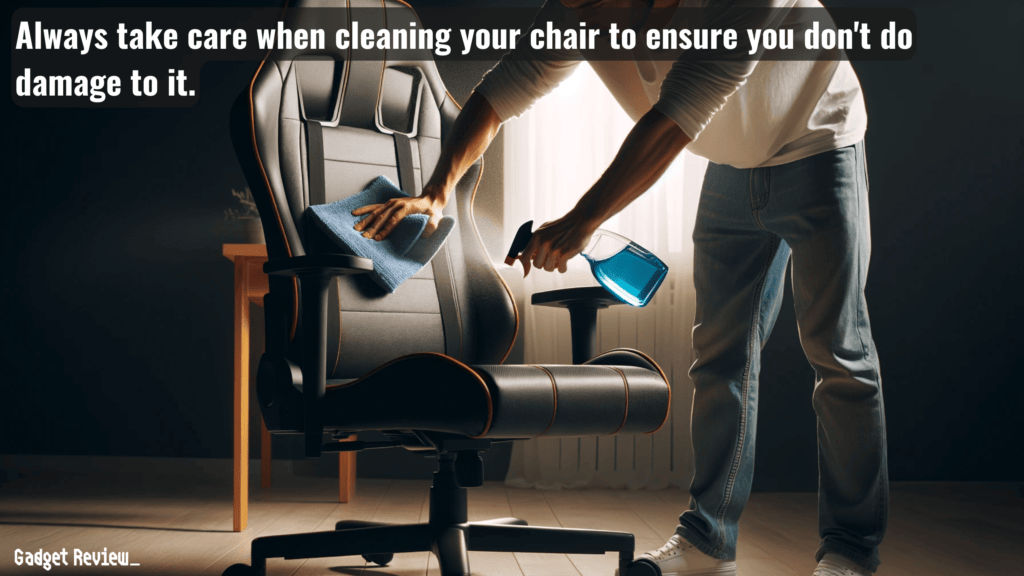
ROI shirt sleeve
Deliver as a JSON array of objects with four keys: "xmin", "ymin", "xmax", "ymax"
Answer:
[
  {"xmin": 653, "ymin": 0, "xmax": 797, "ymax": 140},
  {"xmin": 473, "ymin": 0, "xmax": 583, "ymax": 123}
]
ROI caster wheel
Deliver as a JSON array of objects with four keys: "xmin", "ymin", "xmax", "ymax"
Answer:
[
  {"xmin": 624, "ymin": 558, "xmax": 661, "ymax": 576},
  {"xmin": 222, "ymin": 564, "xmax": 257, "ymax": 576},
  {"xmin": 363, "ymin": 553, "xmax": 394, "ymax": 566}
]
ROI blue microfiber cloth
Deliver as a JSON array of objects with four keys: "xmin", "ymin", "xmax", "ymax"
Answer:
[{"xmin": 307, "ymin": 175, "xmax": 456, "ymax": 293}]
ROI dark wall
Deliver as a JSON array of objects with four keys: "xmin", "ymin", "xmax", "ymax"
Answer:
[
  {"xmin": 0, "ymin": 0, "xmax": 512, "ymax": 476},
  {"xmin": 753, "ymin": 0, "xmax": 1024, "ymax": 489},
  {"xmin": 3, "ymin": 61, "xmax": 261, "ymax": 458},
  {"xmin": 2, "ymin": 1, "xmax": 1021, "ymax": 486}
]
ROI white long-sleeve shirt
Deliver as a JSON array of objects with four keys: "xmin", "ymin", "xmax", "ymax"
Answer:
[{"xmin": 475, "ymin": 0, "xmax": 867, "ymax": 169}]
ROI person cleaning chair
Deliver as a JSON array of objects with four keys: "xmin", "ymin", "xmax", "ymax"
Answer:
[{"xmin": 354, "ymin": 1, "xmax": 888, "ymax": 575}]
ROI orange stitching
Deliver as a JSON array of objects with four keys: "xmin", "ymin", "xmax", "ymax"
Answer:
[
  {"xmin": 530, "ymin": 365, "xmax": 558, "ymax": 436},
  {"xmin": 606, "ymin": 366, "xmax": 630, "ymax": 435},
  {"xmin": 332, "ymin": 281, "xmax": 342, "ymax": 377},
  {"xmin": 468, "ymin": 154, "xmax": 519, "ymax": 365},
  {"xmin": 495, "ymin": 266, "xmax": 519, "ymax": 364},
  {"xmin": 325, "ymin": 352, "xmax": 494, "ymax": 438},
  {"xmin": 248, "ymin": 11, "xmax": 302, "ymax": 340},
  {"xmin": 591, "ymin": 347, "xmax": 671, "ymax": 434},
  {"xmin": 445, "ymin": 90, "xmax": 460, "ymax": 110},
  {"xmin": 248, "ymin": 63, "xmax": 292, "ymax": 256}
]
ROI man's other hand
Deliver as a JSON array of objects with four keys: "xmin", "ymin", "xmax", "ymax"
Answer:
[{"xmin": 518, "ymin": 211, "xmax": 599, "ymax": 277}]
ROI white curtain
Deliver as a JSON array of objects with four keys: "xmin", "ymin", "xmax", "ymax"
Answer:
[{"xmin": 502, "ymin": 63, "xmax": 708, "ymax": 490}]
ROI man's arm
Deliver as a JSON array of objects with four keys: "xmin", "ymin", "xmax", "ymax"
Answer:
[
  {"xmin": 521, "ymin": 0, "xmax": 797, "ymax": 275},
  {"xmin": 520, "ymin": 107, "xmax": 691, "ymax": 276},
  {"xmin": 655, "ymin": 0, "xmax": 796, "ymax": 141},
  {"xmin": 355, "ymin": 0, "xmax": 580, "ymax": 240}
]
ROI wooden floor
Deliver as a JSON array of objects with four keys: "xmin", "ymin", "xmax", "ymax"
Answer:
[{"xmin": 0, "ymin": 470, "xmax": 1020, "ymax": 575}]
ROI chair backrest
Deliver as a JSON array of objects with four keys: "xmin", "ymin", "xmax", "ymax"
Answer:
[{"xmin": 231, "ymin": 0, "xmax": 517, "ymax": 380}]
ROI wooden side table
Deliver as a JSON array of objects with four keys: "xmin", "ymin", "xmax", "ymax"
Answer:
[{"xmin": 223, "ymin": 244, "xmax": 356, "ymax": 532}]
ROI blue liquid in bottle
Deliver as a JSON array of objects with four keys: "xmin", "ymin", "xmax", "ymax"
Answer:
[{"xmin": 584, "ymin": 238, "xmax": 668, "ymax": 307}]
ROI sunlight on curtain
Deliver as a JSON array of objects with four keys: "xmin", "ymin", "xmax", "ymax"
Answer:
[{"xmin": 502, "ymin": 63, "xmax": 708, "ymax": 490}]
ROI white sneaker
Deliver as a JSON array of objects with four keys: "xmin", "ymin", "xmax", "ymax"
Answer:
[
  {"xmin": 813, "ymin": 552, "xmax": 871, "ymax": 576},
  {"xmin": 623, "ymin": 534, "xmax": 737, "ymax": 576}
]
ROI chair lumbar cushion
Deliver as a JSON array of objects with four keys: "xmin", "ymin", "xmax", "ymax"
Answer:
[{"xmin": 309, "ymin": 175, "xmax": 456, "ymax": 292}]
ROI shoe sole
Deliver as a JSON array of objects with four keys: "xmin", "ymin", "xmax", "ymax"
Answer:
[
  {"xmin": 616, "ymin": 562, "xmax": 737, "ymax": 576},
  {"xmin": 663, "ymin": 565, "xmax": 737, "ymax": 576}
]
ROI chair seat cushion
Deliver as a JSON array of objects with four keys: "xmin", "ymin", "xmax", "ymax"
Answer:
[{"xmin": 320, "ymin": 349, "xmax": 670, "ymax": 439}]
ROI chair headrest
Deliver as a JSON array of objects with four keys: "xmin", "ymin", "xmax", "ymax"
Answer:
[
  {"xmin": 295, "ymin": 58, "xmax": 343, "ymax": 122},
  {"xmin": 276, "ymin": 0, "xmax": 437, "ymax": 133},
  {"xmin": 377, "ymin": 67, "xmax": 423, "ymax": 136}
]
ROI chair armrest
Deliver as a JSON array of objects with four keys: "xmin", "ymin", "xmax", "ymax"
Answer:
[
  {"xmin": 263, "ymin": 254, "xmax": 372, "ymax": 458},
  {"xmin": 531, "ymin": 286, "xmax": 625, "ymax": 310},
  {"xmin": 263, "ymin": 254, "xmax": 373, "ymax": 277},
  {"xmin": 531, "ymin": 287, "xmax": 628, "ymax": 365}
]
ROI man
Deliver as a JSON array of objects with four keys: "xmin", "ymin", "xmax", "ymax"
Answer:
[{"xmin": 353, "ymin": 1, "xmax": 888, "ymax": 575}]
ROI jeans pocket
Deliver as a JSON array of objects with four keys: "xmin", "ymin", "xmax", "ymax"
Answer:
[{"xmin": 861, "ymin": 140, "xmax": 870, "ymax": 194}]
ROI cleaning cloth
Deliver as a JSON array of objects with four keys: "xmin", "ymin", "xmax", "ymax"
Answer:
[{"xmin": 307, "ymin": 175, "xmax": 455, "ymax": 293}]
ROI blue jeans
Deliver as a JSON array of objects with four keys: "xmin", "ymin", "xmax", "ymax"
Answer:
[{"xmin": 676, "ymin": 141, "xmax": 888, "ymax": 572}]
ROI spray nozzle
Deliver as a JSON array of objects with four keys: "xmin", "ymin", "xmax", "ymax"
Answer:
[{"xmin": 504, "ymin": 220, "xmax": 534, "ymax": 266}]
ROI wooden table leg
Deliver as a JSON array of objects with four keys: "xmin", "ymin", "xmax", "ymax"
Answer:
[
  {"xmin": 347, "ymin": 450, "xmax": 356, "ymax": 499},
  {"xmin": 233, "ymin": 260, "xmax": 250, "ymax": 533},
  {"xmin": 338, "ymin": 435, "xmax": 356, "ymax": 503}
]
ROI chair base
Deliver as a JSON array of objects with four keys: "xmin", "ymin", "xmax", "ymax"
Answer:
[
  {"xmin": 247, "ymin": 519, "xmax": 635, "ymax": 576},
  {"xmin": 225, "ymin": 454, "xmax": 638, "ymax": 576}
]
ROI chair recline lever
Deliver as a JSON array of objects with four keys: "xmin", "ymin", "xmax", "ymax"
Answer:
[
  {"xmin": 263, "ymin": 254, "xmax": 373, "ymax": 277},
  {"xmin": 322, "ymin": 440, "xmax": 402, "ymax": 452}
]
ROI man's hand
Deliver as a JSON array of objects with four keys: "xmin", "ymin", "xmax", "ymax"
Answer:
[
  {"xmin": 518, "ymin": 210, "xmax": 600, "ymax": 277},
  {"xmin": 352, "ymin": 189, "xmax": 445, "ymax": 240},
  {"xmin": 352, "ymin": 92, "xmax": 501, "ymax": 242},
  {"xmin": 510, "ymin": 108, "xmax": 691, "ymax": 277}
]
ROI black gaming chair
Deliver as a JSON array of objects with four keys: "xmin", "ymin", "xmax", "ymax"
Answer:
[{"xmin": 226, "ymin": 2, "xmax": 670, "ymax": 575}]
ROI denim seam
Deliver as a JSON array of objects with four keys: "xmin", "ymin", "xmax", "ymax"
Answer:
[
  {"xmin": 851, "ymin": 140, "xmax": 886, "ymax": 570},
  {"xmin": 761, "ymin": 167, "xmax": 771, "ymax": 209},
  {"xmin": 852, "ymin": 144, "xmax": 876, "ymax": 542},
  {"xmin": 711, "ymin": 233, "xmax": 777, "ymax": 557},
  {"xmin": 752, "ymin": 209, "xmax": 767, "ymax": 231},
  {"xmin": 857, "ymin": 141, "xmax": 888, "ymax": 558},
  {"xmin": 750, "ymin": 168, "xmax": 769, "ymax": 230},
  {"xmin": 862, "ymin": 140, "xmax": 870, "ymax": 194},
  {"xmin": 747, "ymin": 170, "xmax": 756, "ymax": 211},
  {"xmin": 853, "ymin": 143, "xmax": 871, "ymax": 366},
  {"xmin": 712, "ymin": 168, "xmax": 760, "ymax": 555}
]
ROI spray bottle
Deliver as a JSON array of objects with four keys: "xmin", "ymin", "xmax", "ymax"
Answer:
[{"xmin": 505, "ymin": 220, "xmax": 668, "ymax": 307}]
